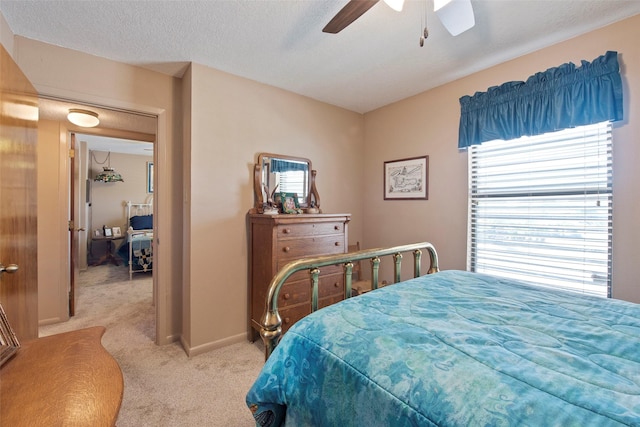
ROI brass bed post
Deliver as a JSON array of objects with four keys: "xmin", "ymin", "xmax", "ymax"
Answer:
[
  {"xmin": 426, "ymin": 245, "xmax": 439, "ymax": 274},
  {"xmin": 393, "ymin": 253, "xmax": 403, "ymax": 283},
  {"xmin": 310, "ymin": 268, "xmax": 320, "ymax": 313},
  {"xmin": 371, "ymin": 257, "xmax": 381, "ymax": 290},
  {"xmin": 413, "ymin": 249, "xmax": 422, "ymax": 277},
  {"xmin": 344, "ymin": 262, "xmax": 354, "ymax": 298}
]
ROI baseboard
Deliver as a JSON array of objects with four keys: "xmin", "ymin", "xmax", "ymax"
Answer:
[
  {"xmin": 38, "ymin": 316, "xmax": 67, "ymax": 327},
  {"xmin": 181, "ymin": 332, "xmax": 247, "ymax": 357}
]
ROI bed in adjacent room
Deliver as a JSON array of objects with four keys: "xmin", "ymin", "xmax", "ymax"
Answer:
[
  {"xmin": 118, "ymin": 201, "xmax": 153, "ymax": 280},
  {"xmin": 246, "ymin": 242, "xmax": 640, "ymax": 426}
]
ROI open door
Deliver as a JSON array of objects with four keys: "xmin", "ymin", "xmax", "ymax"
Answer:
[
  {"xmin": 68, "ymin": 133, "xmax": 82, "ymax": 316},
  {"xmin": 0, "ymin": 45, "xmax": 39, "ymax": 341}
]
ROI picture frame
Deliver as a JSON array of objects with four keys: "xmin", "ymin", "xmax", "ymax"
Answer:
[
  {"xmin": 147, "ymin": 161, "xmax": 154, "ymax": 194},
  {"xmin": 279, "ymin": 192, "xmax": 300, "ymax": 214},
  {"xmin": 112, "ymin": 226, "xmax": 122, "ymax": 237},
  {"xmin": 94, "ymin": 229, "xmax": 102, "ymax": 237},
  {"xmin": 384, "ymin": 155, "xmax": 429, "ymax": 200},
  {"xmin": 104, "ymin": 227, "xmax": 113, "ymax": 237},
  {"xmin": 0, "ymin": 303, "xmax": 20, "ymax": 367}
]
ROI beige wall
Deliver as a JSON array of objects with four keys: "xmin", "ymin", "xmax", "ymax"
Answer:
[
  {"xmin": 363, "ymin": 15, "xmax": 640, "ymax": 303},
  {"xmin": 37, "ymin": 120, "xmax": 70, "ymax": 325},
  {"xmin": 182, "ymin": 63, "xmax": 364, "ymax": 354}
]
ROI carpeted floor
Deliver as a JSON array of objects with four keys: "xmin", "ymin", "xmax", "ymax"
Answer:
[{"xmin": 39, "ymin": 265, "xmax": 263, "ymax": 426}]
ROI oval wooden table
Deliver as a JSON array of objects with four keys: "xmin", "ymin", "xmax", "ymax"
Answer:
[{"xmin": 0, "ymin": 326, "xmax": 123, "ymax": 426}]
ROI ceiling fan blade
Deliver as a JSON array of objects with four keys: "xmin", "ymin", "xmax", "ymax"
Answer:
[
  {"xmin": 434, "ymin": 0, "xmax": 475, "ymax": 36},
  {"xmin": 323, "ymin": 0, "xmax": 380, "ymax": 34}
]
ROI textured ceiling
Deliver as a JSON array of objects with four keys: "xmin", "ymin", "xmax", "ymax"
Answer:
[{"xmin": 2, "ymin": 0, "xmax": 640, "ymax": 115}]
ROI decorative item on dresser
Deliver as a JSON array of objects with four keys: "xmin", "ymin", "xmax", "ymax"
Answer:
[{"xmin": 248, "ymin": 152, "xmax": 350, "ymax": 341}]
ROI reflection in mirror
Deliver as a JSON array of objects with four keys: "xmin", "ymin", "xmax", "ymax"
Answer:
[
  {"xmin": 253, "ymin": 153, "xmax": 320, "ymax": 214},
  {"xmin": 262, "ymin": 156, "xmax": 309, "ymax": 207}
]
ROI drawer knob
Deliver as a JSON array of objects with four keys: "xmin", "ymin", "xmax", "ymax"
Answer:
[
  {"xmin": 283, "ymin": 228, "xmax": 291, "ymax": 234},
  {"xmin": 284, "ymin": 317, "xmax": 291, "ymax": 324},
  {"xmin": 334, "ymin": 225, "xmax": 339, "ymax": 230},
  {"xmin": 334, "ymin": 282, "xmax": 339, "ymax": 287},
  {"xmin": 335, "ymin": 242, "xmax": 340, "ymax": 246},
  {"xmin": 284, "ymin": 293, "xmax": 291, "ymax": 300},
  {"xmin": 283, "ymin": 246, "xmax": 290, "ymax": 253}
]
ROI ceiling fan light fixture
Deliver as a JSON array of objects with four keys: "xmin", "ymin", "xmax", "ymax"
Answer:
[
  {"xmin": 67, "ymin": 109, "xmax": 100, "ymax": 127},
  {"xmin": 434, "ymin": 0, "xmax": 475, "ymax": 36},
  {"xmin": 383, "ymin": 0, "xmax": 405, "ymax": 12}
]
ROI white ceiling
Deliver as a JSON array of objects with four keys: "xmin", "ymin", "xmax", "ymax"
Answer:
[
  {"xmin": 2, "ymin": 1, "xmax": 640, "ymax": 115},
  {"xmin": 76, "ymin": 134, "xmax": 154, "ymax": 156}
]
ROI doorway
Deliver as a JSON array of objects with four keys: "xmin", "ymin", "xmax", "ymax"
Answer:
[{"xmin": 37, "ymin": 97, "xmax": 160, "ymax": 341}]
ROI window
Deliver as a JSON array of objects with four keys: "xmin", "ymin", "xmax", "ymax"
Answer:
[{"xmin": 468, "ymin": 122, "xmax": 612, "ymax": 297}]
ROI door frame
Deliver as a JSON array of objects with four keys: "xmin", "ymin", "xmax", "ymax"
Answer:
[{"xmin": 52, "ymin": 96, "xmax": 168, "ymax": 345}]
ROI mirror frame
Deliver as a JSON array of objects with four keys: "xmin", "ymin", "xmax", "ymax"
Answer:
[{"xmin": 253, "ymin": 153, "xmax": 320, "ymax": 213}]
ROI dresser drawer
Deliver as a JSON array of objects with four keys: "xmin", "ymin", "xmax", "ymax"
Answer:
[
  {"xmin": 278, "ymin": 280, "xmax": 310, "ymax": 308},
  {"xmin": 318, "ymin": 273, "xmax": 344, "ymax": 299},
  {"xmin": 277, "ymin": 222, "xmax": 345, "ymax": 239},
  {"xmin": 278, "ymin": 272, "xmax": 344, "ymax": 307},
  {"xmin": 277, "ymin": 236, "xmax": 344, "ymax": 261},
  {"xmin": 280, "ymin": 305, "xmax": 311, "ymax": 333}
]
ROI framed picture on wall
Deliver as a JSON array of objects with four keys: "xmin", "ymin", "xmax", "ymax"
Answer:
[
  {"xmin": 384, "ymin": 155, "xmax": 429, "ymax": 200},
  {"xmin": 147, "ymin": 161, "xmax": 154, "ymax": 193}
]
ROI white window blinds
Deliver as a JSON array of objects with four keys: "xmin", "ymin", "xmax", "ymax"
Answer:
[
  {"xmin": 468, "ymin": 122, "xmax": 612, "ymax": 297},
  {"xmin": 279, "ymin": 170, "xmax": 306, "ymax": 204}
]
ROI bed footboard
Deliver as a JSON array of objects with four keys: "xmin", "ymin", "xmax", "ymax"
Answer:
[{"xmin": 260, "ymin": 242, "xmax": 439, "ymax": 359}]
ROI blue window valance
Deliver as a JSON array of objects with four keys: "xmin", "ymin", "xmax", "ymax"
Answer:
[
  {"xmin": 271, "ymin": 159, "xmax": 307, "ymax": 173},
  {"xmin": 458, "ymin": 51, "xmax": 624, "ymax": 149}
]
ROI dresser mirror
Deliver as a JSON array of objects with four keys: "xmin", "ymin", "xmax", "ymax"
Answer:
[{"xmin": 253, "ymin": 153, "xmax": 320, "ymax": 213}]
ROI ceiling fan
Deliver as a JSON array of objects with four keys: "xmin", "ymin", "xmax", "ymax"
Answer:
[{"xmin": 323, "ymin": 0, "xmax": 475, "ymax": 37}]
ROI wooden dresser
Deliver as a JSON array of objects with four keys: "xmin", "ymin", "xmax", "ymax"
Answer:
[
  {"xmin": 249, "ymin": 213, "xmax": 350, "ymax": 340},
  {"xmin": 0, "ymin": 326, "xmax": 123, "ymax": 426}
]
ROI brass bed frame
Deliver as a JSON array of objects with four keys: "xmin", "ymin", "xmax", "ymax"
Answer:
[{"xmin": 260, "ymin": 242, "xmax": 440, "ymax": 359}]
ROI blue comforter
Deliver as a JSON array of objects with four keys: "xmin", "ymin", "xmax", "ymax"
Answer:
[{"xmin": 246, "ymin": 270, "xmax": 640, "ymax": 426}]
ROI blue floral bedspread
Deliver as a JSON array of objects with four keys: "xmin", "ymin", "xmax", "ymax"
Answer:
[{"xmin": 246, "ymin": 270, "xmax": 640, "ymax": 426}]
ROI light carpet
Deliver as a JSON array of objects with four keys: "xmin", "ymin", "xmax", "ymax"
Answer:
[{"xmin": 39, "ymin": 265, "xmax": 263, "ymax": 426}]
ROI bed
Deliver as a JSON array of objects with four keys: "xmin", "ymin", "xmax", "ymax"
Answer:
[
  {"xmin": 118, "ymin": 201, "xmax": 153, "ymax": 280},
  {"xmin": 246, "ymin": 242, "xmax": 640, "ymax": 426}
]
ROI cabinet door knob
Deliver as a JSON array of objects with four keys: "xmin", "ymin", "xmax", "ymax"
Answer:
[
  {"xmin": 283, "ymin": 228, "xmax": 291, "ymax": 234},
  {"xmin": 284, "ymin": 293, "xmax": 291, "ymax": 300},
  {"xmin": 335, "ymin": 242, "xmax": 340, "ymax": 246},
  {"xmin": 334, "ymin": 282, "xmax": 339, "ymax": 288},
  {"xmin": 283, "ymin": 246, "xmax": 290, "ymax": 252},
  {"xmin": 334, "ymin": 225, "xmax": 339, "ymax": 230},
  {"xmin": 284, "ymin": 317, "xmax": 291, "ymax": 324}
]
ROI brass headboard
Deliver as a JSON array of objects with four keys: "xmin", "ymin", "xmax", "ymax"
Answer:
[{"xmin": 260, "ymin": 242, "xmax": 440, "ymax": 359}]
